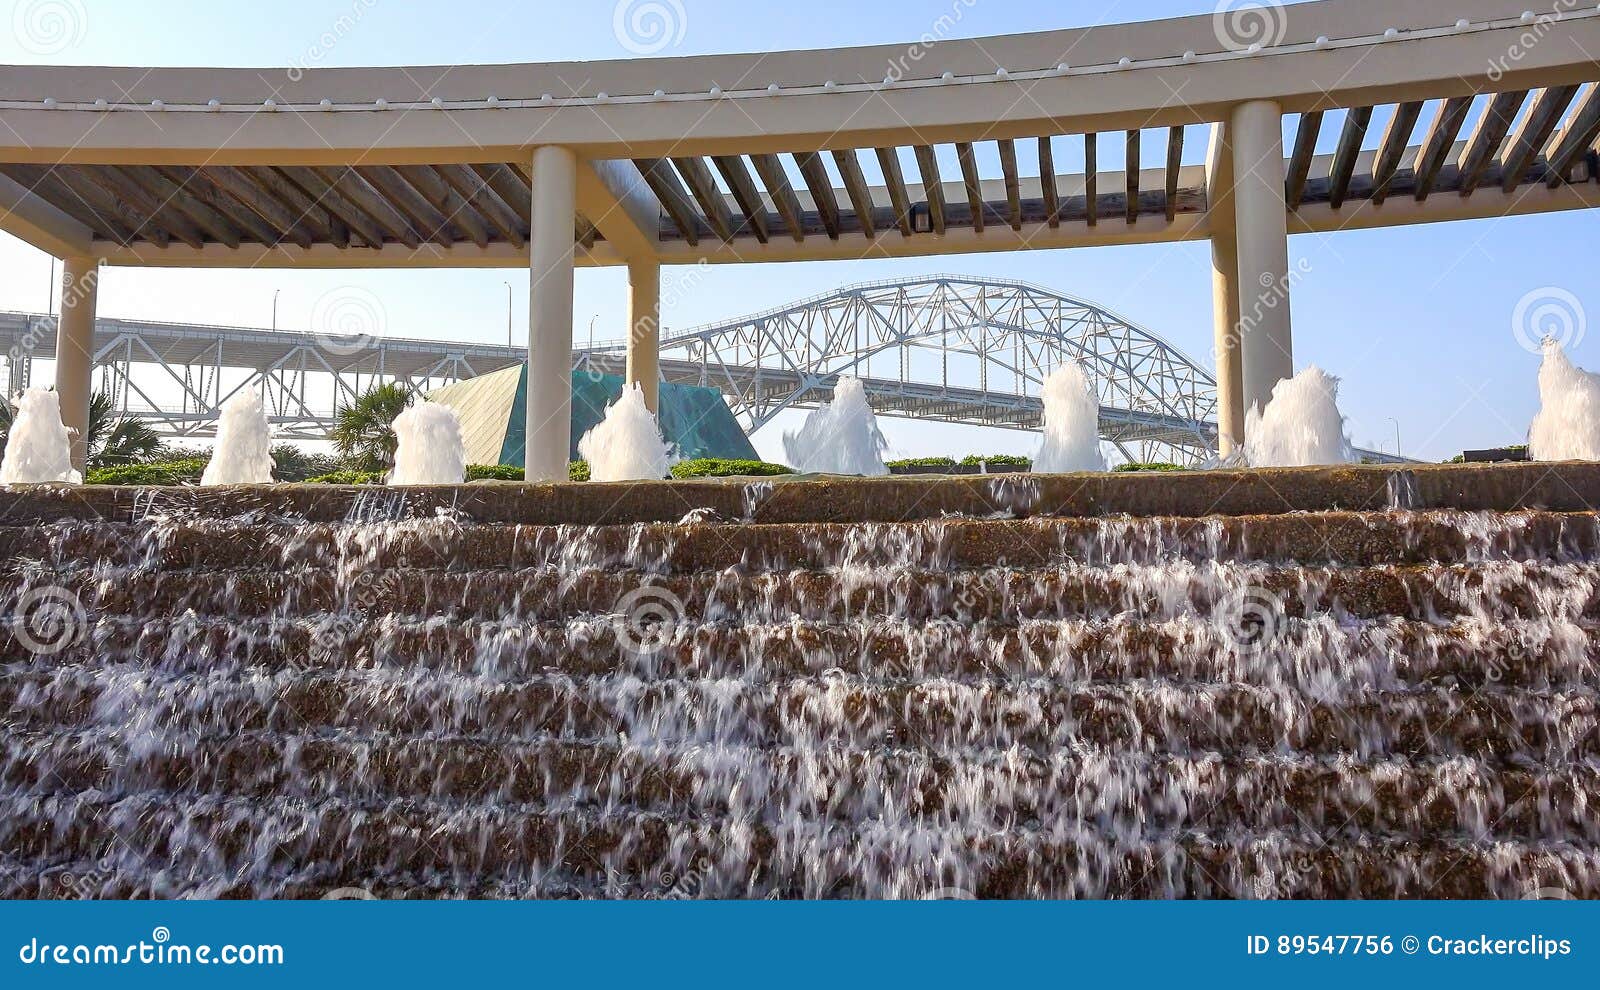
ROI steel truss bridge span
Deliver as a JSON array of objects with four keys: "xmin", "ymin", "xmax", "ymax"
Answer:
[{"xmin": 579, "ymin": 275, "xmax": 1220, "ymax": 464}]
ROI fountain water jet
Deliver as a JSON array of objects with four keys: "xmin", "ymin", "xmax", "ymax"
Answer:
[
  {"xmin": 389, "ymin": 401, "xmax": 466, "ymax": 485},
  {"xmin": 0, "ymin": 387, "xmax": 81, "ymax": 484},
  {"xmin": 1243, "ymin": 366, "xmax": 1354, "ymax": 467},
  {"xmin": 202, "ymin": 391, "xmax": 275, "ymax": 485},
  {"xmin": 783, "ymin": 376, "xmax": 888, "ymax": 476},
  {"xmin": 1529, "ymin": 340, "xmax": 1600, "ymax": 461},
  {"xmin": 1033, "ymin": 362, "xmax": 1107, "ymax": 472},
  {"xmin": 577, "ymin": 384, "xmax": 674, "ymax": 482}
]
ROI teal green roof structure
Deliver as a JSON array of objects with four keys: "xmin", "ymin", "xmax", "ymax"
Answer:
[{"xmin": 428, "ymin": 366, "xmax": 758, "ymax": 467}]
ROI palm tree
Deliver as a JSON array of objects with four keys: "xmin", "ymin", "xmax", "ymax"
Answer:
[
  {"xmin": 0, "ymin": 390, "xmax": 164, "ymax": 469},
  {"xmin": 331, "ymin": 382, "xmax": 412, "ymax": 473}
]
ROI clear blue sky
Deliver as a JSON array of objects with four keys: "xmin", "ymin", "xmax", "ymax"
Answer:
[{"xmin": 1, "ymin": 0, "xmax": 1590, "ymax": 462}]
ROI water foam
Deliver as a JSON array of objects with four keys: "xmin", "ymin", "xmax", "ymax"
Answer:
[
  {"xmin": 1033, "ymin": 362, "xmax": 1107, "ymax": 472},
  {"xmin": 1242, "ymin": 366, "xmax": 1355, "ymax": 467},
  {"xmin": 389, "ymin": 401, "xmax": 466, "ymax": 485},
  {"xmin": 1529, "ymin": 340, "xmax": 1600, "ymax": 461},
  {"xmin": 577, "ymin": 384, "xmax": 674, "ymax": 482},
  {"xmin": 201, "ymin": 391, "xmax": 275, "ymax": 485},
  {"xmin": 0, "ymin": 387, "xmax": 81, "ymax": 484},
  {"xmin": 782, "ymin": 376, "xmax": 888, "ymax": 476}
]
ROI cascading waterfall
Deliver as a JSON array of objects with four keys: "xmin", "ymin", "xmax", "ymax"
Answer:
[
  {"xmin": 783, "ymin": 376, "xmax": 888, "ymax": 476},
  {"xmin": 578, "ymin": 384, "xmax": 674, "ymax": 482},
  {"xmin": 1243, "ymin": 366, "xmax": 1355, "ymax": 467},
  {"xmin": 201, "ymin": 391, "xmax": 276, "ymax": 485},
  {"xmin": 389, "ymin": 401, "xmax": 466, "ymax": 485},
  {"xmin": 1529, "ymin": 339, "xmax": 1600, "ymax": 461},
  {"xmin": 0, "ymin": 387, "xmax": 81, "ymax": 484},
  {"xmin": 2, "ymin": 467, "xmax": 1597, "ymax": 900},
  {"xmin": 1033, "ymin": 362, "xmax": 1107, "ymax": 472}
]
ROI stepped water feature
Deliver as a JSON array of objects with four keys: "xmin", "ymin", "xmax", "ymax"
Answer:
[{"xmin": 2, "ymin": 463, "xmax": 1599, "ymax": 899}]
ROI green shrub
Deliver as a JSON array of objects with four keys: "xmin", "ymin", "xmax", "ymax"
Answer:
[
  {"xmin": 1114, "ymin": 461, "xmax": 1185, "ymax": 472},
  {"xmin": 270, "ymin": 444, "xmax": 342, "ymax": 483},
  {"xmin": 886, "ymin": 456, "xmax": 958, "ymax": 469},
  {"xmin": 466, "ymin": 463, "xmax": 525, "ymax": 481},
  {"xmin": 671, "ymin": 458, "xmax": 794, "ymax": 479},
  {"xmin": 86, "ymin": 458, "xmax": 208, "ymax": 486},
  {"xmin": 569, "ymin": 461, "xmax": 591, "ymax": 482},
  {"xmin": 305, "ymin": 470, "xmax": 386, "ymax": 485},
  {"xmin": 959, "ymin": 454, "xmax": 1033, "ymax": 468}
]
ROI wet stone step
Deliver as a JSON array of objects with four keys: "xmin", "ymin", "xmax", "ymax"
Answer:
[
  {"xmin": 1, "ymin": 791, "xmax": 1594, "ymax": 899},
  {"xmin": 6, "ymin": 731, "xmax": 1599, "ymax": 842}
]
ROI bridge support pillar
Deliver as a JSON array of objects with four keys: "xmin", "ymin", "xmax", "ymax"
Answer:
[
  {"xmin": 525, "ymin": 145, "xmax": 578, "ymax": 482},
  {"xmin": 626, "ymin": 257, "xmax": 661, "ymax": 414},
  {"xmin": 1229, "ymin": 99, "xmax": 1295, "ymax": 423},
  {"xmin": 55, "ymin": 255, "xmax": 99, "ymax": 475},
  {"xmin": 1210, "ymin": 228, "xmax": 1245, "ymax": 455}
]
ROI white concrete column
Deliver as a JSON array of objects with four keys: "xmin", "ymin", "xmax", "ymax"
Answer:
[
  {"xmin": 1228, "ymin": 99, "xmax": 1294, "ymax": 419},
  {"xmin": 55, "ymin": 255, "xmax": 99, "ymax": 474},
  {"xmin": 625, "ymin": 257, "xmax": 661, "ymax": 414},
  {"xmin": 1210, "ymin": 229, "xmax": 1245, "ymax": 456},
  {"xmin": 525, "ymin": 145, "xmax": 579, "ymax": 482}
]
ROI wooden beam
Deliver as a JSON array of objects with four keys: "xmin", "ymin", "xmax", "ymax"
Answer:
[
  {"xmin": 955, "ymin": 142, "xmax": 984, "ymax": 233},
  {"xmin": 1124, "ymin": 130, "xmax": 1141, "ymax": 224},
  {"xmin": 276, "ymin": 165, "xmax": 391, "ymax": 249},
  {"xmin": 1163, "ymin": 126, "xmax": 1184, "ymax": 222},
  {"xmin": 1370, "ymin": 102, "xmax": 1424, "ymax": 204},
  {"xmin": 749, "ymin": 153, "xmax": 805, "ymax": 242},
  {"xmin": 119, "ymin": 165, "xmax": 243, "ymax": 248},
  {"xmin": 671, "ymin": 155, "xmax": 735, "ymax": 242},
  {"xmin": 1328, "ymin": 106, "xmax": 1373, "ymax": 210},
  {"xmin": 875, "ymin": 148, "xmax": 914, "ymax": 237},
  {"xmin": 0, "ymin": 164, "xmax": 137, "ymax": 246},
  {"xmin": 315, "ymin": 166, "xmax": 423, "ymax": 249},
  {"xmin": 831, "ymin": 149, "xmax": 877, "ymax": 239},
  {"xmin": 355, "ymin": 165, "xmax": 455, "ymax": 247},
  {"xmin": 710, "ymin": 155, "xmax": 769, "ymax": 243},
  {"xmin": 576, "ymin": 157, "xmax": 665, "ymax": 258},
  {"xmin": 1500, "ymin": 85, "xmax": 1578, "ymax": 191},
  {"xmin": 199, "ymin": 166, "xmax": 318, "ymax": 248},
  {"xmin": 392, "ymin": 164, "xmax": 490, "ymax": 249},
  {"xmin": 1413, "ymin": 96, "xmax": 1474, "ymax": 200},
  {"xmin": 0, "ymin": 169, "xmax": 94, "ymax": 256},
  {"xmin": 1285, "ymin": 110, "xmax": 1323, "ymax": 210},
  {"xmin": 242, "ymin": 165, "xmax": 353, "ymax": 247},
  {"xmin": 997, "ymin": 139, "xmax": 1022, "ymax": 231},
  {"xmin": 794, "ymin": 152, "xmax": 840, "ymax": 240},
  {"xmin": 632, "ymin": 158, "xmax": 702, "ymax": 246},
  {"xmin": 1038, "ymin": 137, "xmax": 1059, "ymax": 228},
  {"xmin": 78, "ymin": 166, "xmax": 205, "ymax": 248},
  {"xmin": 1544, "ymin": 83, "xmax": 1600, "ymax": 185},
  {"xmin": 157, "ymin": 166, "xmax": 297, "ymax": 248},
  {"xmin": 1457, "ymin": 90, "xmax": 1527, "ymax": 197},
  {"xmin": 913, "ymin": 145, "xmax": 946, "ymax": 234},
  {"xmin": 1085, "ymin": 133, "xmax": 1098, "ymax": 227},
  {"xmin": 433, "ymin": 163, "xmax": 525, "ymax": 248},
  {"xmin": 474, "ymin": 164, "xmax": 532, "ymax": 226}
]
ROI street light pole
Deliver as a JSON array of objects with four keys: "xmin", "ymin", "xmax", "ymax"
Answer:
[
  {"xmin": 1387, "ymin": 417, "xmax": 1401, "ymax": 458},
  {"xmin": 272, "ymin": 289, "xmax": 281, "ymax": 331},
  {"xmin": 503, "ymin": 281, "xmax": 513, "ymax": 347}
]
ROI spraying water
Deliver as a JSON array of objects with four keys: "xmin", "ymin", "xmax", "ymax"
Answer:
[
  {"xmin": 783, "ymin": 376, "xmax": 888, "ymax": 476},
  {"xmin": 1033, "ymin": 362, "xmax": 1107, "ymax": 472},
  {"xmin": 578, "ymin": 384, "xmax": 674, "ymax": 482},
  {"xmin": 1529, "ymin": 340, "xmax": 1600, "ymax": 461},
  {"xmin": 1242, "ymin": 366, "xmax": 1354, "ymax": 467},
  {"xmin": 389, "ymin": 401, "xmax": 466, "ymax": 485},
  {"xmin": 0, "ymin": 387, "xmax": 81, "ymax": 484},
  {"xmin": 201, "ymin": 391, "xmax": 275, "ymax": 485}
]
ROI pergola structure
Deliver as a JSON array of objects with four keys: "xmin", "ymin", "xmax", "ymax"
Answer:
[{"xmin": 2, "ymin": 0, "xmax": 1598, "ymax": 477}]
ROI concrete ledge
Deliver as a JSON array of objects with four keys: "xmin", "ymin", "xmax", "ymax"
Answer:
[{"xmin": 0, "ymin": 462, "xmax": 1596, "ymax": 527}]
